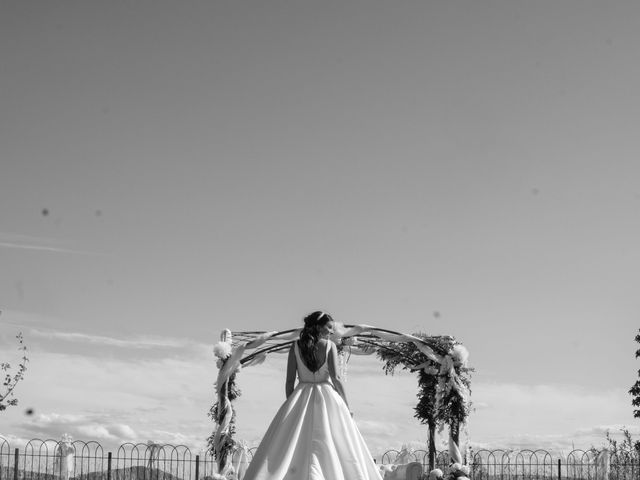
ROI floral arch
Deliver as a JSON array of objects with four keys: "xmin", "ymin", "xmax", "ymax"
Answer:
[{"xmin": 207, "ymin": 323, "xmax": 472, "ymax": 478}]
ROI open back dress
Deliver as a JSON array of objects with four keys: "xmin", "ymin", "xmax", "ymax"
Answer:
[{"xmin": 241, "ymin": 341, "xmax": 382, "ymax": 480}]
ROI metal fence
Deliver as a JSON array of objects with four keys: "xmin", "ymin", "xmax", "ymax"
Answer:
[
  {"xmin": 0, "ymin": 438, "xmax": 220, "ymax": 480},
  {"xmin": 1, "ymin": 438, "xmax": 638, "ymax": 480},
  {"xmin": 381, "ymin": 448, "xmax": 639, "ymax": 480}
]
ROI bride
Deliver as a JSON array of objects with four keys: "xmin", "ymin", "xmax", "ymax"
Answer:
[{"xmin": 242, "ymin": 311, "xmax": 383, "ymax": 480}]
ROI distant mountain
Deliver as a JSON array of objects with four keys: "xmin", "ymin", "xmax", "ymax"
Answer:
[
  {"xmin": 0, "ymin": 466, "xmax": 186, "ymax": 480},
  {"xmin": 0, "ymin": 466, "xmax": 56, "ymax": 480},
  {"xmin": 80, "ymin": 466, "xmax": 185, "ymax": 480}
]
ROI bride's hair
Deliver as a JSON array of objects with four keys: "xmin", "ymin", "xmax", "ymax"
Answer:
[{"xmin": 298, "ymin": 311, "xmax": 333, "ymax": 371}]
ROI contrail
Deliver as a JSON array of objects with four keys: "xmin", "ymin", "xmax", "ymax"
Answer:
[
  {"xmin": 30, "ymin": 328, "xmax": 194, "ymax": 349},
  {"xmin": 0, "ymin": 241, "xmax": 107, "ymax": 256}
]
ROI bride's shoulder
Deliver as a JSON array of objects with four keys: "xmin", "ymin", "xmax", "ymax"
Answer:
[{"xmin": 321, "ymin": 338, "xmax": 337, "ymax": 350}]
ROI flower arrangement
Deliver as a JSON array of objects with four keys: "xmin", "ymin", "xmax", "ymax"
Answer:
[
  {"xmin": 450, "ymin": 345, "xmax": 469, "ymax": 367},
  {"xmin": 428, "ymin": 468, "xmax": 444, "ymax": 480},
  {"xmin": 447, "ymin": 463, "xmax": 471, "ymax": 480},
  {"xmin": 213, "ymin": 342, "xmax": 232, "ymax": 368}
]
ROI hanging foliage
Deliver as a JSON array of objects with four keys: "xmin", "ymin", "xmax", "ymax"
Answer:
[
  {"xmin": 375, "ymin": 333, "xmax": 473, "ymax": 430},
  {"xmin": 206, "ymin": 367, "xmax": 240, "ymax": 458}
]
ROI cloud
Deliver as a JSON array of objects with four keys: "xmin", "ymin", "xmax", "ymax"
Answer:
[
  {"xmin": 29, "ymin": 328, "xmax": 196, "ymax": 350},
  {"xmin": 36, "ymin": 412, "xmax": 87, "ymax": 424},
  {"xmin": 1, "ymin": 330, "xmax": 635, "ymax": 458},
  {"xmin": 12, "ymin": 412, "xmax": 139, "ymax": 446},
  {"xmin": 2, "ymin": 341, "xmax": 216, "ymax": 450},
  {"xmin": 0, "ymin": 433, "xmax": 33, "ymax": 448},
  {"xmin": 72, "ymin": 423, "xmax": 137, "ymax": 442},
  {"xmin": 111, "ymin": 424, "xmax": 138, "ymax": 439},
  {"xmin": 574, "ymin": 424, "xmax": 640, "ymax": 437},
  {"xmin": 3, "ymin": 321, "xmax": 214, "ymax": 363},
  {"xmin": 466, "ymin": 383, "xmax": 635, "ymax": 453},
  {"xmin": 75, "ymin": 425, "xmax": 116, "ymax": 441},
  {"xmin": 13, "ymin": 408, "xmax": 203, "ymax": 449}
]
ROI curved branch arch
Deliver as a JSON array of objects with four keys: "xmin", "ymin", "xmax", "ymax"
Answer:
[{"xmin": 208, "ymin": 323, "xmax": 472, "ymax": 478}]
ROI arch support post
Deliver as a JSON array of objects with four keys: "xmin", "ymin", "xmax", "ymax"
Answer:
[
  {"xmin": 448, "ymin": 420, "xmax": 462, "ymax": 465},
  {"xmin": 428, "ymin": 420, "xmax": 436, "ymax": 471}
]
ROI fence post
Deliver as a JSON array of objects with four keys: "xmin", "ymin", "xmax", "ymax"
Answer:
[
  {"xmin": 107, "ymin": 452, "xmax": 112, "ymax": 480},
  {"xmin": 13, "ymin": 448, "xmax": 19, "ymax": 480},
  {"xmin": 195, "ymin": 455, "xmax": 200, "ymax": 480},
  {"xmin": 557, "ymin": 459, "xmax": 561, "ymax": 480}
]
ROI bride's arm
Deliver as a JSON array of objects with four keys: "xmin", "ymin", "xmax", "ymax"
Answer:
[
  {"xmin": 327, "ymin": 341, "xmax": 350, "ymax": 411},
  {"xmin": 285, "ymin": 343, "xmax": 297, "ymax": 398}
]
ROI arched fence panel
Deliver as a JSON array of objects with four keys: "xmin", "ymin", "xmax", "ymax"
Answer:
[
  {"xmin": 513, "ymin": 449, "xmax": 555, "ymax": 480},
  {"xmin": 381, "ymin": 450, "xmax": 401, "ymax": 465},
  {"xmin": 565, "ymin": 449, "xmax": 597, "ymax": 480},
  {"xmin": 1, "ymin": 437, "xmax": 13, "ymax": 480},
  {"xmin": 113, "ymin": 443, "xmax": 197, "ymax": 480},
  {"xmin": 472, "ymin": 449, "xmax": 510, "ymax": 480},
  {"xmin": 22, "ymin": 439, "xmax": 58, "ymax": 480},
  {"xmin": 72, "ymin": 441, "xmax": 105, "ymax": 480},
  {"xmin": 470, "ymin": 448, "xmax": 640, "ymax": 480}
]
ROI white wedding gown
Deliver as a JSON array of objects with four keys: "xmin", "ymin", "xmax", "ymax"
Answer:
[{"xmin": 242, "ymin": 342, "xmax": 382, "ymax": 480}]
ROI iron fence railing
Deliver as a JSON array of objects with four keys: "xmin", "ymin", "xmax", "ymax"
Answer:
[
  {"xmin": 466, "ymin": 448, "xmax": 639, "ymax": 480},
  {"xmin": 1, "ymin": 437, "xmax": 638, "ymax": 480},
  {"xmin": 377, "ymin": 447, "xmax": 637, "ymax": 480}
]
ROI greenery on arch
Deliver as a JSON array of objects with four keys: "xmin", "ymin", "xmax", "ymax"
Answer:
[{"xmin": 372, "ymin": 332, "xmax": 473, "ymax": 431}]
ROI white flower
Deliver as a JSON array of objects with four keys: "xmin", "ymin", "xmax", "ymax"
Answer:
[
  {"xmin": 460, "ymin": 465, "xmax": 471, "ymax": 475},
  {"xmin": 213, "ymin": 342, "xmax": 232, "ymax": 359},
  {"xmin": 429, "ymin": 468, "xmax": 444, "ymax": 480},
  {"xmin": 379, "ymin": 465, "xmax": 396, "ymax": 475},
  {"xmin": 450, "ymin": 344, "xmax": 469, "ymax": 367},
  {"xmin": 450, "ymin": 463, "xmax": 462, "ymax": 471}
]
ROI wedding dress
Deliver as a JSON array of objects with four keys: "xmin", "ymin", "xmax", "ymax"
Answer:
[{"xmin": 242, "ymin": 342, "xmax": 382, "ymax": 480}]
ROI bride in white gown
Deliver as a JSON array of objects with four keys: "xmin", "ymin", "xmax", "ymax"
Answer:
[{"xmin": 242, "ymin": 311, "xmax": 383, "ymax": 480}]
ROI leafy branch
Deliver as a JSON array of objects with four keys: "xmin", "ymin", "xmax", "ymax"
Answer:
[
  {"xmin": 629, "ymin": 329, "xmax": 640, "ymax": 419},
  {"xmin": 1, "ymin": 332, "xmax": 29, "ymax": 412}
]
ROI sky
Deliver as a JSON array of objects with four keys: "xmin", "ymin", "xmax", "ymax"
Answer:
[{"xmin": 1, "ymin": 0, "xmax": 639, "ymax": 458}]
